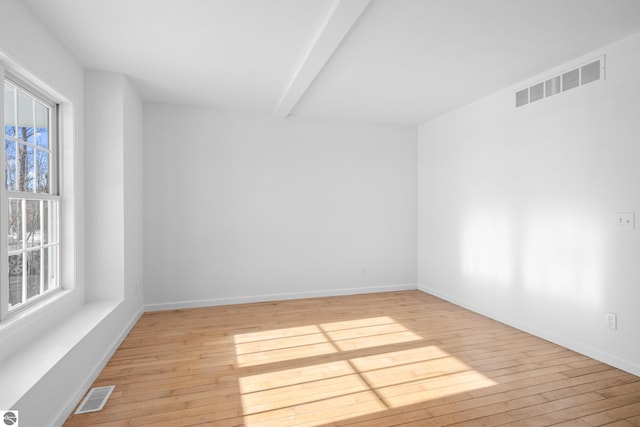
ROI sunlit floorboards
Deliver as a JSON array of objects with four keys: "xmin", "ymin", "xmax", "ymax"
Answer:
[{"xmin": 63, "ymin": 290, "xmax": 640, "ymax": 426}]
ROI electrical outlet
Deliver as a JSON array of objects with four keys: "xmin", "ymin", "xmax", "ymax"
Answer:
[
  {"xmin": 605, "ymin": 312, "xmax": 617, "ymax": 330},
  {"xmin": 361, "ymin": 265, "xmax": 367, "ymax": 275},
  {"xmin": 615, "ymin": 212, "xmax": 635, "ymax": 229}
]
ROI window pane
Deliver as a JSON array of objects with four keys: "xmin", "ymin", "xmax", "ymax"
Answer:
[
  {"xmin": 17, "ymin": 144, "xmax": 35, "ymax": 192},
  {"xmin": 26, "ymin": 249, "xmax": 41, "ymax": 299},
  {"xmin": 26, "ymin": 200, "xmax": 41, "ymax": 248},
  {"xmin": 8, "ymin": 199, "xmax": 23, "ymax": 251},
  {"xmin": 42, "ymin": 200, "xmax": 58, "ymax": 245},
  {"xmin": 43, "ymin": 200, "xmax": 49, "ymax": 245},
  {"xmin": 43, "ymin": 247, "xmax": 49, "ymax": 292},
  {"xmin": 9, "ymin": 254, "xmax": 23, "ymax": 307},
  {"xmin": 4, "ymin": 82, "xmax": 16, "ymax": 137},
  {"xmin": 17, "ymin": 90, "xmax": 34, "ymax": 142},
  {"xmin": 43, "ymin": 246, "xmax": 58, "ymax": 292},
  {"xmin": 5, "ymin": 139, "xmax": 16, "ymax": 191},
  {"xmin": 37, "ymin": 150, "xmax": 49, "ymax": 193},
  {"xmin": 35, "ymin": 102, "xmax": 49, "ymax": 149},
  {"xmin": 17, "ymin": 89, "xmax": 34, "ymax": 142}
]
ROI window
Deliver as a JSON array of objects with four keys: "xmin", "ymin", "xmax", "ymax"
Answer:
[{"xmin": 2, "ymin": 78, "xmax": 60, "ymax": 317}]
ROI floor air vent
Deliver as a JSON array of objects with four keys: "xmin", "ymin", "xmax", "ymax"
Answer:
[
  {"xmin": 515, "ymin": 55, "xmax": 605, "ymax": 108},
  {"xmin": 75, "ymin": 385, "xmax": 116, "ymax": 414}
]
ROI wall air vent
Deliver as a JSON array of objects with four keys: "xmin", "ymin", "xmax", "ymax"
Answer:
[
  {"xmin": 562, "ymin": 68, "xmax": 580, "ymax": 91},
  {"xmin": 515, "ymin": 56, "xmax": 605, "ymax": 108},
  {"xmin": 545, "ymin": 76, "xmax": 561, "ymax": 97},
  {"xmin": 529, "ymin": 82, "xmax": 544, "ymax": 103},
  {"xmin": 74, "ymin": 385, "xmax": 116, "ymax": 414},
  {"xmin": 581, "ymin": 60, "xmax": 601, "ymax": 84},
  {"xmin": 515, "ymin": 88, "xmax": 528, "ymax": 107}
]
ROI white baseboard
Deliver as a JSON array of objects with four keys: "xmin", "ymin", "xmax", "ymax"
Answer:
[
  {"xmin": 52, "ymin": 304, "xmax": 144, "ymax": 427},
  {"xmin": 144, "ymin": 284, "xmax": 418, "ymax": 312},
  {"xmin": 417, "ymin": 285, "xmax": 640, "ymax": 378}
]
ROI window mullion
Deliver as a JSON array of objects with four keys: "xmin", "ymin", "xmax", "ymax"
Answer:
[
  {"xmin": 5, "ymin": 192, "xmax": 60, "ymax": 201},
  {"xmin": 21, "ymin": 199, "xmax": 27, "ymax": 305},
  {"xmin": 39, "ymin": 200, "xmax": 44, "ymax": 296}
]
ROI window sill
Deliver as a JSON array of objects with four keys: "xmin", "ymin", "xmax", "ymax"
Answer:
[
  {"xmin": 0, "ymin": 289, "xmax": 75, "ymax": 347},
  {"xmin": 1, "ymin": 288, "xmax": 67, "ymax": 326},
  {"xmin": 0, "ymin": 298, "xmax": 120, "ymax": 408}
]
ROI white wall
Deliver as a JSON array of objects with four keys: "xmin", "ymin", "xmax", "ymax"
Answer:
[
  {"xmin": 85, "ymin": 72, "xmax": 125, "ymax": 301},
  {"xmin": 123, "ymin": 77, "xmax": 145, "ymax": 306},
  {"xmin": 85, "ymin": 71, "xmax": 144, "ymax": 303},
  {"xmin": 144, "ymin": 105, "xmax": 417, "ymax": 309},
  {"xmin": 418, "ymin": 33, "xmax": 640, "ymax": 375}
]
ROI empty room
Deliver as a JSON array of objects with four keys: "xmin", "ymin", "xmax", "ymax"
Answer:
[{"xmin": 1, "ymin": 0, "xmax": 640, "ymax": 426}]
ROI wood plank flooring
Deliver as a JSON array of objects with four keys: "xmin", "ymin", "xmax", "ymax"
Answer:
[{"xmin": 63, "ymin": 291, "xmax": 640, "ymax": 426}]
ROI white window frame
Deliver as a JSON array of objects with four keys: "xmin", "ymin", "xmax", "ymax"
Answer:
[{"xmin": 1, "ymin": 71, "xmax": 62, "ymax": 320}]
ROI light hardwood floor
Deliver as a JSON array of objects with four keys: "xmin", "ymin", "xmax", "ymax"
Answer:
[{"xmin": 63, "ymin": 291, "xmax": 640, "ymax": 426}]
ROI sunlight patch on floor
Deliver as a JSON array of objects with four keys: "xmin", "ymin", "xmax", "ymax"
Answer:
[
  {"xmin": 239, "ymin": 361, "xmax": 371, "ymax": 414},
  {"xmin": 235, "ymin": 317, "xmax": 497, "ymax": 426},
  {"xmin": 234, "ymin": 324, "xmax": 336, "ymax": 367}
]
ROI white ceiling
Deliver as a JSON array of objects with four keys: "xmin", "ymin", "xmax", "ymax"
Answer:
[{"xmin": 22, "ymin": 0, "xmax": 640, "ymax": 125}]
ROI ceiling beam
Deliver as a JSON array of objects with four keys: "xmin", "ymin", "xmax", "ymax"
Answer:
[{"xmin": 274, "ymin": 0, "xmax": 370, "ymax": 118}]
